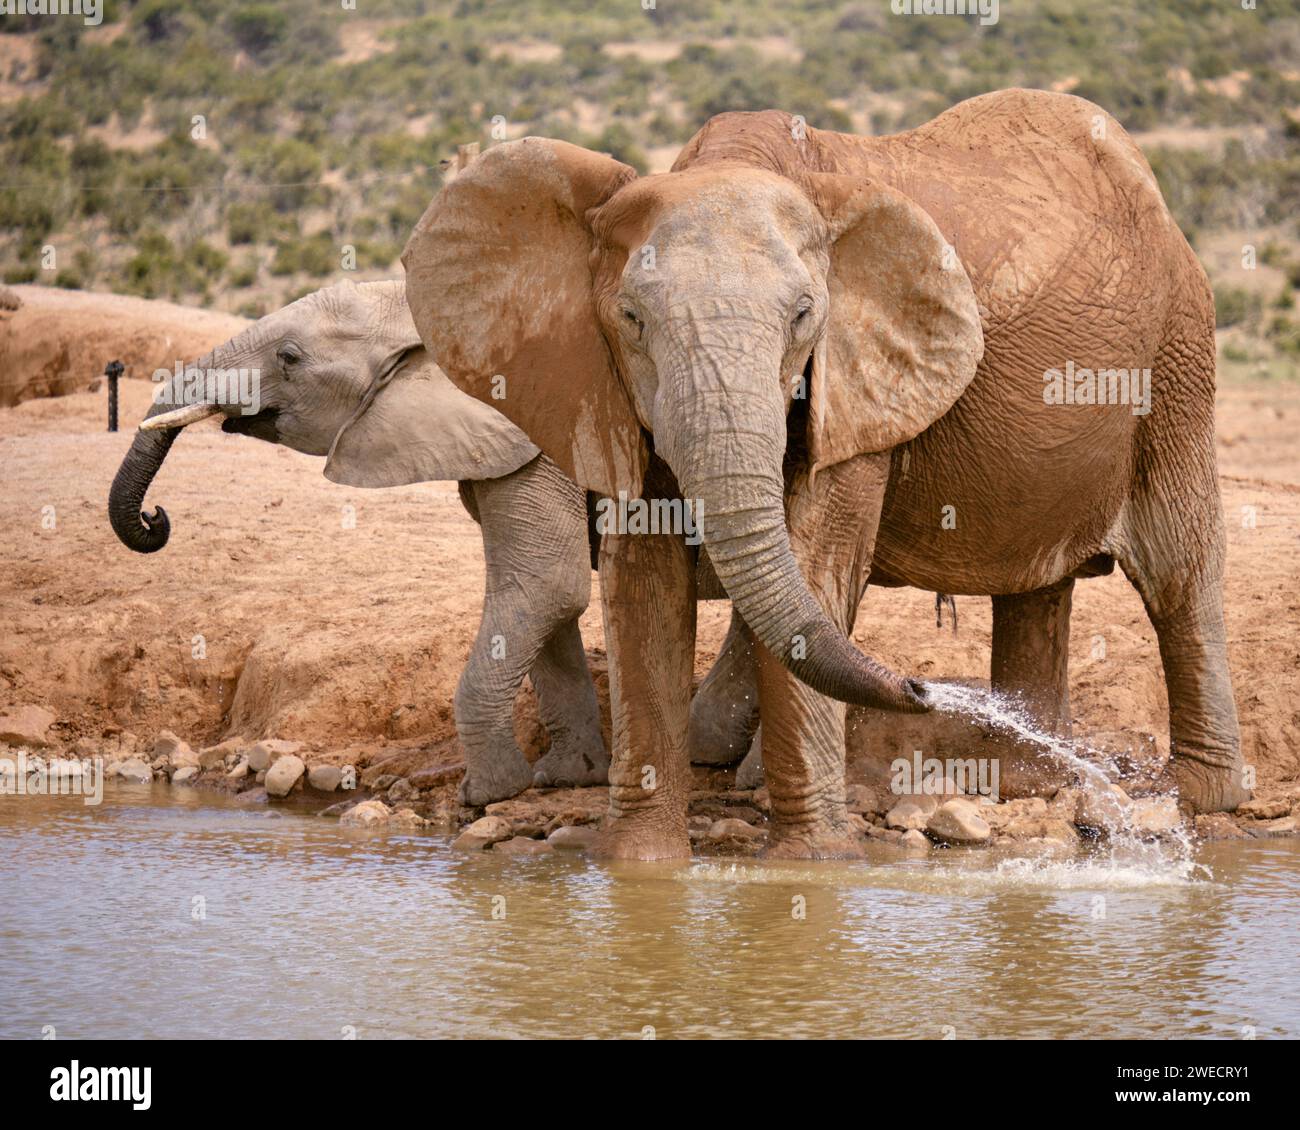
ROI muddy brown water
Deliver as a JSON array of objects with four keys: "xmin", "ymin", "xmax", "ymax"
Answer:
[{"xmin": 1, "ymin": 784, "xmax": 1296, "ymax": 1039}]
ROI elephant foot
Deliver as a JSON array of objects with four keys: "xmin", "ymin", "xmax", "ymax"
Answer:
[
  {"xmin": 763, "ymin": 823, "xmax": 868, "ymax": 861},
  {"xmin": 457, "ymin": 751, "xmax": 535, "ymax": 807},
  {"xmin": 591, "ymin": 812, "xmax": 691, "ymax": 861},
  {"xmin": 734, "ymin": 729, "xmax": 764, "ymax": 790},
  {"xmin": 1167, "ymin": 747, "xmax": 1251, "ymax": 814},
  {"xmin": 532, "ymin": 742, "xmax": 610, "ymax": 789}
]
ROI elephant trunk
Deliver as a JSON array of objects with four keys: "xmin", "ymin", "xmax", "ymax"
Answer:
[
  {"xmin": 108, "ymin": 343, "xmax": 231, "ymax": 553},
  {"xmin": 656, "ymin": 328, "xmax": 927, "ymax": 713},
  {"xmin": 108, "ymin": 394, "xmax": 182, "ymax": 553}
]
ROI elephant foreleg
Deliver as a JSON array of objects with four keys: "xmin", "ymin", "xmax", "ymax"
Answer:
[
  {"xmin": 530, "ymin": 616, "xmax": 609, "ymax": 788},
  {"xmin": 760, "ymin": 451, "xmax": 888, "ymax": 859},
  {"xmin": 592, "ymin": 458, "xmax": 696, "ymax": 861},
  {"xmin": 456, "ymin": 458, "xmax": 594, "ymax": 806}
]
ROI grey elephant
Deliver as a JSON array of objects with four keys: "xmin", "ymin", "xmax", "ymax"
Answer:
[{"xmin": 107, "ymin": 279, "xmax": 620, "ymax": 805}]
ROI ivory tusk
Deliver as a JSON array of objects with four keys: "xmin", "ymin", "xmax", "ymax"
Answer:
[{"xmin": 139, "ymin": 403, "xmax": 223, "ymax": 431}]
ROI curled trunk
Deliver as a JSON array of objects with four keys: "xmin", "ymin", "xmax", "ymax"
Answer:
[
  {"xmin": 107, "ymin": 342, "xmax": 235, "ymax": 553},
  {"xmin": 108, "ymin": 395, "xmax": 182, "ymax": 553}
]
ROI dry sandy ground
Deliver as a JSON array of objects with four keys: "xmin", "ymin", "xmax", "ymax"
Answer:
[{"xmin": 0, "ymin": 305, "xmax": 1297, "ymax": 815}]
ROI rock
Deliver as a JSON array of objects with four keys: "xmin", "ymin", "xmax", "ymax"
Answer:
[
  {"xmin": 339, "ymin": 799, "xmax": 392, "ymax": 828},
  {"xmin": 199, "ymin": 739, "xmax": 242, "ymax": 770},
  {"xmin": 1075, "ymin": 783, "xmax": 1131, "ymax": 832},
  {"xmin": 750, "ymin": 786, "xmax": 770, "ymax": 812},
  {"xmin": 687, "ymin": 815, "xmax": 713, "ymax": 837},
  {"xmin": 706, "ymin": 818, "xmax": 764, "ymax": 842},
  {"xmin": 1194, "ymin": 813, "xmax": 1249, "ymax": 841},
  {"xmin": 171, "ymin": 766, "xmax": 199, "ymax": 785},
  {"xmin": 369, "ymin": 773, "xmax": 399, "ymax": 793},
  {"xmin": 247, "ymin": 739, "xmax": 302, "ymax": 773},
  {"xmin": 1129, "ymin": 795, "xmax": 1181, "ymax": 837},
  {"xmin": 153, "ymin": 730, "xmax": 197, "ymax": 767},
  {"xmin": 318, "ymin": 799, "xmax": 361, "ymax": 819},
  {"xmin": 0, "ymin": 705, "xmax": 56, "ymax": 748},
  {"xmin": 46, "ymin": 758, "xmax": 83, "ymax": 781},
  {"xmin": 926, "ymin": 799, "xmax": 991, "ymax": 845},
  {"xmin": 264, "ymin": 754, "xmax": 305, "ymax": 798},
  {"xmin": 492, "ymin": 836, "xmax": 554, "ymax": 855},
  {"xmin": 981, "ymin": 797, "xmax": 1048, "ymax": 830},
  {"xmin": 226, "ymin": 757, "xmax": 249, "ymax": 781},
  {"xmin": 547, "ymin": 825, "xmax": 598, "ymax": 851},
  {"xmin": 115, "ymin": 757, "xmax": 153, "ymax": 784},
  {"xmin": 307, "ymin": 764, "xmax": 342, "ymax": 792},
  {"xmin": 1001, "ymin": 816, "xmax": 1080, "ymax": 845},
  {"xmin": 885, "ymin": 795, "xmax": 940, "ymax": 830},
  {"xmin": 900, "ymin": 829, "xmax": 930, "ymax": 851},
  {"xmin": 389, "ymin": 807, "xmax": 430, "ymax": 829},
  {"xmin": 255, "ymin": 770, "xmax": 267, "ymax": 784},
  {"xmin": 1238, "ymin": 797, "xmax": 1290, "ymax": 820},
  {"xmin": 846, "ymin": 783, "xmax": 888, "ymax": 816},
  {"xmin": 452, "ymin": 814, "xmax": 513, "ymax": 851},
  {"xmin": 1250, "ymin": 816, "xmax": 1298, "ymax": 838},
  {"xmin": 408, "ymin": 765, "xmax": 462, "ymax": 790},
  {"xmin": 1047, "ymin": 787, "xmax": 1083, "ymax": 822},
  {"xmin": 234, "ymin": 787, "xmax": 268, "ymax": 806},
  {"xmin": 386, "ymin": 777, "xmax": 415, "ymax": 804},
  {"xmin": 866, "ymin": 824, "xmax": 904, "ymax": 843}
]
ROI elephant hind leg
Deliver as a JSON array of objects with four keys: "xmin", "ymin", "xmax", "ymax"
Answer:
[
  {"xmin": 988, "ymin": 579, "xmax": 1077, "ymax": 797},
  {"xmin": 1118, "ymin": 537, "xmax": 1247, "ymax": 813},
  {"xmin": 530, "ymin": 616, "xmax": 609, "ymax": 788},
  {"xmin": 1114, "ymin": 348, "xmax": 1247, "ymax": 813}
]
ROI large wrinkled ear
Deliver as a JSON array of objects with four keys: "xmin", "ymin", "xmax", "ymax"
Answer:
[
  {"xmin": 402, "ymin": 138, "xmax": 646, "ymax": 496},
  {"xmin": 324, "ymin": 352, "xmax": 539, "ymax": 488},
  {"xmin": 803, "ymin": 175, "xmax": 984, "ymax": 471}
]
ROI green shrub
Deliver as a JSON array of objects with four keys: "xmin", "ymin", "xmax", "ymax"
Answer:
[{"xmin": 1215, "ymin": 285, "xmax": 1263, "ymax": 329}]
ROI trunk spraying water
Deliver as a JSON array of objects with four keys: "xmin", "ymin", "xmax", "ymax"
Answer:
[{"xmin": 655, "ymin": 336, "xmax": 927, "ymax": 713}]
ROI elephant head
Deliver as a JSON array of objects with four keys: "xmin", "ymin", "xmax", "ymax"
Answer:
[
  {"xmin": 402, "ymin": 137, "xmax": 983, "ymax": 711},
  {"xmin": 108, "ymin": 278, "xmax": 538, "ymax": 552}
]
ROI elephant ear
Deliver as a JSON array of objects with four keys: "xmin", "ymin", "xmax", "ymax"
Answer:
[
  {"xmin": 401, "ymin": 138, "xmax": 647, "ymax": 497},
  {"xmin": 324, "ymin": 351, "xmax": 539, "ymax": 488},
  {"xmin": 804, "ymin": 174, "xmax": 984, "ymax": 471}
]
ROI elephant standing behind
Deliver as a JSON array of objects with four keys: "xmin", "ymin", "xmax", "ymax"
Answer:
[
  {"xmin": 107, "ymin": 280, "xmax": 613, "ymax": 804},
  {"xmin": 404, "ymin": 88, "xmax": 1247, "ymax": 860}
]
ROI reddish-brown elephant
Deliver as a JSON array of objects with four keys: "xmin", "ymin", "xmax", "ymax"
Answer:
[{"xmin": 402, "ymin": 89, "xmax": 1248, "ymax": 860}]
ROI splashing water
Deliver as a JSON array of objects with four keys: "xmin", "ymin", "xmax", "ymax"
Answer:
[{"xmin": 920, "ymin": 681, "xmax": 1205, "ymax": 884}]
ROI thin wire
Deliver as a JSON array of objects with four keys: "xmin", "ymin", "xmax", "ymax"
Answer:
[{"xmin": 0, "ymin": 163, "xmax": 442, "ymax": 195}]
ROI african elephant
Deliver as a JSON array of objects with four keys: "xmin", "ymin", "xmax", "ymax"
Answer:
[
  {"xmin": 403, "ymin": 88, "xmax": 1248, "ymax": 860},
  {"xmin": 107, "ymin": 279, "xmax": 616, "ymax": 804}
]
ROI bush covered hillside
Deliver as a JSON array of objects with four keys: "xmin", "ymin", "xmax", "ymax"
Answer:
[{"xmin": 2, "ymin": 0, "xmax": 1298, "ymax": 374}]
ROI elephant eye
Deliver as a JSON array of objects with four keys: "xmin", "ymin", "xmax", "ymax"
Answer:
[
  {"xmin": 277, "ymin": 346, "xmax": 301, "ymax": 368},
  {"xmin": 620, "ymin": 307, "xmax": 643, "ymax": 339},
  {"xmin": 792, "ymin": 300, "xmax": 813, "ymax": 326}
]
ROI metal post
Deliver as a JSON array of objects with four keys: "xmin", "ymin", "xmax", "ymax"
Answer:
[{"xmin": 105, "ymin": 359, "xmax": 123, "ymax": 432}]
